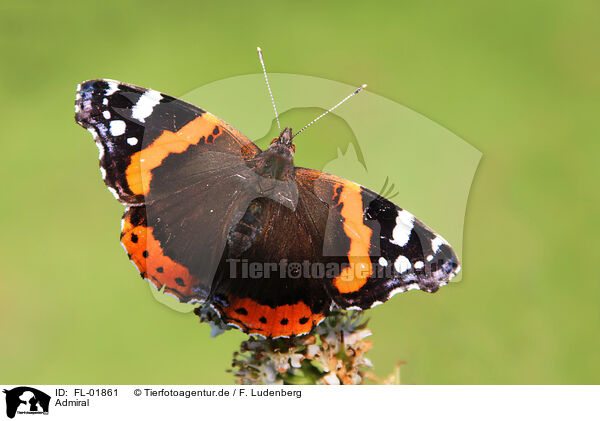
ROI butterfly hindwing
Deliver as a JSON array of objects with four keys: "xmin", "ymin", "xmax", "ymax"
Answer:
[
  {"xmin": 120, "ymin": 205, "xmax": 209, "ymax": 302},
  {"xmin": 209, "ymin": 193, "xmax": 335, "ymax": 338}
]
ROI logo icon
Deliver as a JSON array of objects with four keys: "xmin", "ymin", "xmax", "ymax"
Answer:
[{"xmin": 3, "ymin": 387, "xmax": 50, "ymax": 419}]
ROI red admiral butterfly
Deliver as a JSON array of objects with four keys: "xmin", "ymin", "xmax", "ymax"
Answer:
[{"xmin": 74, "ymin": 52, "xmax": 460, "ymax": 338}]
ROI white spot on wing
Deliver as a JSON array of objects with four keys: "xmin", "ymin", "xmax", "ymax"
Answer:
[
  {"xmin": 389, "ymin": 210, "xmax": 414, "ymax": 247},
  {"xmin": 394, "ymin": 255, "xmax": 411, "ymax": 273},
  {"xmin": 127, "ymin": 137, "xmax": 138, "ymax": 146},
  {"xmin": 105, "ymin": 81, "xmax": 118, "ymax": 96},
  {"xmin": 387, "ymin": 284, "xmax": 421, "ymax": 300},
  {"xmin": 426, "ymin": 254, "xmax": 434, "ymax": 262},
  {"xmin": 378, "ymin": 257, "xmax": 388, "ymax": 267},
  {"xmin": 103, "ymin": 98, "xmax": 109, "ymax": 105},
  {"xmin": 107, "ymin": 186, "xmax": 120, "ymax": 200},
  {"xmin": 87, "ymin": 127, "xmax": 98, "ymax": 139},
  {"xmin": 448, "ymin": 266, "xmax": 461, "ymax": 281},
  {"xmin": 131, "ymin": 89, "xmax": 162, "ymax": 122},
  {"xmin": 431, "ymin": 236, "xmax": 445, "ymax": 253},
  {"xmin": 414, "ymin": 261, "xmax": 424, "ymax": 269},
  {"xmin": 95, "ymin": 142, "xmax": 104, "ymax": 160},
  {"xmin": 388, "ymin": 288, "xmax": 404, "ymax": 299},
  {"xmin": 109, "ymin": 120, "xmax": 126, "ymax": 136},
  {"xmin": 102, "ymin": 110, "xmax": 111, "ymax": 119}
]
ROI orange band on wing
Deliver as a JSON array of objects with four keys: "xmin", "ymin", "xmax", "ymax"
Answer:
[
  {"xmin": 121, "ymin": 212, "xmax": 203, "ymax": 302},
  {"xmin": 125, "ymin": 116, "xmax": 222, "ymax": 196},
  {"xmin": 333, "ymin": 182, "xmax": 373, "ymax": 294},
  {"xmin": 218, "ymin": 297, "xmax": 325, "ymax": 338}
]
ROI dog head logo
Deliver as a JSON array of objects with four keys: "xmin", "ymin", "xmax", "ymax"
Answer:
[{"xmin": 3, "ymin": 387, "xmax": 50, "ymax": 418}]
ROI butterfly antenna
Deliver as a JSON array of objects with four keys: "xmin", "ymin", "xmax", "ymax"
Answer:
[
  {"xmin": 292, "ymin": 84, "xmax": 367, "ymax": 140},
  {"xmin": 257, "ymin": 47, "xmax": 281, "ymax": 134}
]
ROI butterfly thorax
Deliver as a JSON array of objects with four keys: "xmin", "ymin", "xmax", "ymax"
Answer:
[{"xmin": 251, "ymin": 126, "xmax": 296, "ymax": 182}]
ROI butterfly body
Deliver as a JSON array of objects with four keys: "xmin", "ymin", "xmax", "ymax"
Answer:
[
  {"xmin": 75, "ymin": 79, "xmax": 460, "ymax": 338},
  {"xmin": 252, "ymin": 131, "xmax": 295, "ymax": 181}
]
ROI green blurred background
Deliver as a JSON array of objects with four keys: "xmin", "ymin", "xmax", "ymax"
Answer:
[{"xmin": 1, "ymin": 0, "xmax": 598, "ymax": 384}]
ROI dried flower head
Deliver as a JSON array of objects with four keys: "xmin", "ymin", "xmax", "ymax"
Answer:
[{"xmin": 227, "ymin": 311, "xmax": 374, "ymax": 385}]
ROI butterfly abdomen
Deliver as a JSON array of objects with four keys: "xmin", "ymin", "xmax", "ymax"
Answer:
[{"xmin": 227, "ymin": 200, "xmax": 266, "ymax": 258}]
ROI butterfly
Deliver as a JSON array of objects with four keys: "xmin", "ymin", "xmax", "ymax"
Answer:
[{"xmin": 74, "ymin": 72, "xmax": 460, "ymax": 339}]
